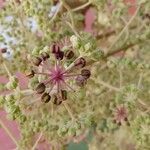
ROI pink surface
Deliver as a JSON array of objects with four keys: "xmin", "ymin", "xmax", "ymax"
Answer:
[
  {"xmin": 0, "ymin": 0, "xmax": 137, "ymax": 149},
  {"xmin": 0, "ymin": 110, "xmax": 20, "ymax": 150}
]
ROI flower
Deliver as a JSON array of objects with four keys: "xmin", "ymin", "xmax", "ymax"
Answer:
[
  {"xmin": 26, "ymin": 43, "xmax": 91, "ymax": 105},
  {"xmin": 113, "ymin": 105, "xmax": 128, "ymax": 125}
]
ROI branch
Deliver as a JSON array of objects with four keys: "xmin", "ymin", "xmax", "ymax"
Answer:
[
  {"xmin": 106, "ymin": 5, "xmax": 141, "ymax": 52},
  {"xmin": 72, "ymin": 1, "xmax": 92, "ymax": 12},
  {"xmin": 31, "ymin": 132, "xmax": 43, "ymax": 150},
  {"xmin": 104, "ymin": 36, "xmax": 148, "ymax": 58}
]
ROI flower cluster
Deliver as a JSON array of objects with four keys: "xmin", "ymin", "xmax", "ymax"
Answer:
[{"xmin": 26, "ymin": 43, "xmax": 91, "ymax": 105}]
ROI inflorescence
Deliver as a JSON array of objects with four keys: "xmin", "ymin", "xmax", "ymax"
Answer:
[{"xmin": 26, "ymin": 43, "xmax": 91, "ymax": 105}]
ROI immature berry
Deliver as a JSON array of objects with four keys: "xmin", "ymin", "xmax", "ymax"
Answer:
[
  {"xmin": 74, "ymin": 57, "xmax": 86, "ymax": 68},
  {"xmin": 55, "ymin": 51, "xmax": 64, "ymax": 60},
  {"xmin": 81, "ymin": 69, "xmax": 91, "ymax": 79},
  {"xmin": 26, "ymin": 70, "xmax": 35, "ymax": 78},
  {"xmin": 52, "ymin": 44, "xmax": 60, "ymax": 53},
  {"xmin": 65, "ymin": 50, "xmax": 74, "ymax": 59},
  {"xmin": 40, "ymin": 52, "xmax": 50, "ymax": 60},
  {"xmin": 61, "ymin": 90, "xmax": 67, "ymax": 100},
  {"xmin": 32, "ymin": 57, "xmax": 42, "ymax": 66},
  {"xmin": 53, "ymin": 96, "xmax": 62, "ymax": 105},
  {"xmin": 53, "ymin": 0, "xmax": 59, "ymax": 5},
  {"xmin": 41, "ymin": 93, "xmax": 51, "ymax": 103},
  {"xmin": 35, "ymin": 83, "xmax": 46, "ymax": 94},
  {"xmin": 1, "ymin": 48, "xmax": 7, "ymax": 53},
  {"xmin": 76, "ymin": 75, "xmax": 87, "ymax": 87}
]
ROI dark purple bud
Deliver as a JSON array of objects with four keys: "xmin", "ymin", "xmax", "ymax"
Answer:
[
  {"xmin": 52, "ymin": 44, "xmax": 60, "ymax": 54},
  {"xmin": 55, "ymin": 51, "xmax": 64, "ymax": 60},
  {"xmin": 40, "ymin": 52, "xmax": 50, "ymax": 60},
  {"xmin": 117, "ymin": 122, "xmax": 121, "ymax": 126},
  {"xmin": 53, "ymin": 0, "xmax": 59, "ymax": 5},
  {"xmin": 35, "ymin": 83, "xmax": 46, "ymax": 94},
  {"xmin": 1, "ymin": 48, "xmax": 7, "ymax": 53},
  {"xmin": 74, "ymin": 57, "xmax": 86, "ymax": 68},
  {"xmin": 65, "ymin": 50, "xmax": 74, "ymax": 59},
  {"xmin": 75, "ymin": 75, "xmax": 87, "ymax": 87},
  {"xmin": 81, "ymin": 69, "xmax": 91, "ymax": 79},
  {"xmin": 32, "ymin": 57, "xmax": 42, "ymax": 66},
  {"xmin": 124, "ymin": 117, "xmax": 128, "ymax": 122},
  {"xmin": 61, "ymin": 90, "xmax": 67, "ymax": 100},
  {"xmin": 41, "ymin": 93, "xmax": 51, "ymax": 103},
  {"xmin": 26, "ymin": 70, "xmax": 35, "ymax": 78},
  {"xmin": 113, "ymin": 119, "xmax": 116, "ymax": 124},
  {"xmin": 53, "ymin": 95, "xmax": 62, "ymax": 105}
]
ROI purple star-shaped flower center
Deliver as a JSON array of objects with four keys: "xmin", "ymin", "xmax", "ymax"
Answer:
[{"xmin": 50, "ymin": 66, "xmax": 65, "ymax": 84}]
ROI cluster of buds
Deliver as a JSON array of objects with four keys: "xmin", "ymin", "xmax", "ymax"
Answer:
[{"xmin": 26, "ymin": 43, "xmax": 91, "ymax": 105}]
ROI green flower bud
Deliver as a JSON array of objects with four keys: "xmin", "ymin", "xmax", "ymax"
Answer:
[
  {"xmin": 0, "ymin": 96, "xmax": 5, "ymax": 107},
  {"xmin": 58, "ymin": 126, "xmax": 68, "ymax": 137},
  {"xmin": 5, "ymin": 94, "xmax": 14, "ymax": 101},
  {"xmin": 70, "ymin": 35, "xmax": 79, "ymax": 48},
  {"xmin": 6, "ymin": 76, "xmax": 18, "ymax": 90},
  {"xmin": 32, "ymin": 48, "xmax": 40, "ymax": 55},
  {"xmin": 68, "ymin": 127, "xmax": 76, "ymax": 137},
  {"xmin": 84, "ymin": 43, "xmax": 91, "ymax": 52}
]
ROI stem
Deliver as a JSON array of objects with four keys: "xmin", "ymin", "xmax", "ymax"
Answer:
[
  {"xmin": 62, "ymin": 80, "xmax": 75, "ymax": 92},
  {"xmin": 97, "ymin": 78, "xmax": 120, "ymax": 92},
  {"xmin": 35, "ymin": 72, "xmax": 50, "ymax": 76},
  {"xmin": 64, "ymin": 73, "xmax": 80, "ymax": 77},
  {"xmin": 0, "ymin": 119, "xmax": 18, "ymax": 147},
  {"xmin": 137, "ymin": 73, "xmax": 143, "ymax": 89},
  {"xmin": 38, "ymin": 66, "xmax": 43, "ymax": 82},
  {"xmin": 31, "ymin": 132, "xmax": 43, "ymax": 150},
  {"xmin": 104, "ymin": 41, "xmax": 139, "ymax": 58},
  {"xmin": 21, "ymin": 89, "xmax": 34, "ymax": 94},
  {"xmin": 3, "ymin": 63, "xmax": 12, "ymax": 78},
  {"xmin": 138, "ymin": 99, "xmax": 150, "ymax": 113},
  {"xmin": 50, "ymin": 2, "xmax": 63, "ymax": 23},
  {"xmin": 63, "ymin": 102, "xmax": 75, "ymax": 121},
  {"xmin": 41, "ymin": 61, "xmax": 51, "ymax": 71},
  {"xmin": 96, "ymin": 30, "xmax": 116, "ymax": 39},
  {"xmin": 72, "ymin": 1, "xmax": 92, "ymax": 12},
  {"xmin": 106, "ymin": 5, "xmax": 141, "ymax": 52},
  {"xmin": 61, "ymin": 0, "xmax": 75, "ymax": 28},
  {"xmin": 51, "ymin": 102, "xmax": 54, "ymax": 116},
  {"xmin": 66, "ymin": 21, "xmax": 80, "ymax": 37},
  {"xmin": 64, "ymin": 56, "xmax": 81, "ymax": 73},
  {"xmin": 118, "ymin": 69, "xmax": 123, "ymax": 88}
]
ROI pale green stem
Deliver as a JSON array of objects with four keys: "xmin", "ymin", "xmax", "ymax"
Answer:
[
  {"xmin": 3, "ymin": 63, "xmax": 12, "ymax": 78},
  {"xmin": 31, "ymin": 132, "xmax": 43, "ymax": 150},
  {"xmin": 106, "ymin": 5, "xmax": 141, "ymax": 52},
  {"xmin": 64, "ymin": 56, "xmax": 81, "ymax": 72},
  {"xmin": 72, "ymin": 1, "xmax": 92, "ymax": 12},
  {"xmin": 61, "ymin": 0, "xmax": 75, "ymax": 28},
  {"xmin": 50, "ymin": 2, "xmax": 63, "ymax": 23},
  {"xmin": 97, "ymin": 78, "xmax": 120, "ymax": 92},
  {"xmin": 118, "ymin": 69, "xmax": 123, "ymax": 88},
  {"xmin": 63, "ymin": 101, "xmax": 75, "ymax": 121},
  {"xmin": 51, "ymin": 102, "xmax": 54, "ymax": 116},
  {"xmin": 137, "ymin": 73, "xmax": 143, "ymax": 89},
  {"xmin": 66, "ymin": 21, "xmax": 80, "ymax": 37}
]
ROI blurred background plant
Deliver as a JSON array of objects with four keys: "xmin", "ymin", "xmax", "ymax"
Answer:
[{"xmin": 0, "ymin": 0, "xmax": 149, "ymax": 150}]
